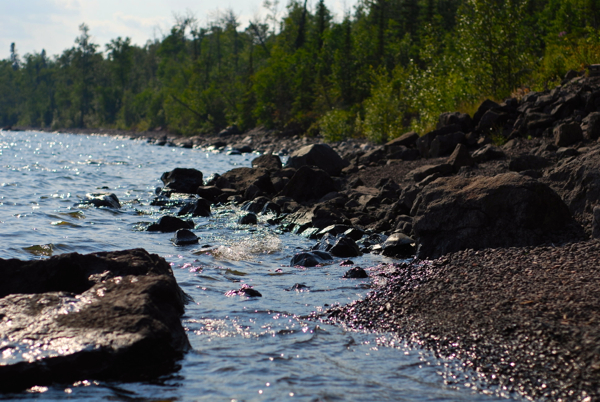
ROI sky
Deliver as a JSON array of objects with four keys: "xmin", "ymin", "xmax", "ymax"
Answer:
[{"xmin": 1, "ymin": 0, "xmax": 356, "ymax": 60}]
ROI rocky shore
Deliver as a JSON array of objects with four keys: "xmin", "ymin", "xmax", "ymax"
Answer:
[{"xmin": 7, "ymin": 74, "xmax": 600, "ymax": 398}]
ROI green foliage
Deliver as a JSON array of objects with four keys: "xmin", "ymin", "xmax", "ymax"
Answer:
[{"xmin": 2, "ymin": 0, "xmax": 600, "ymax": 139}]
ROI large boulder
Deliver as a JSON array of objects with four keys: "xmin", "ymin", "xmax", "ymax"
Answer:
[
  {"xmin": 286, "ymin": 144, "xmax": 347, "ymax": 176},
  {"xmin": 161, "ymin": 168, "xmax": 204, "ymax": 194},
  {"xmin": 546, "ymin": 148, "xmax": 600, "ymax": 216},
  {"xmin": 0, "ymin": 249, "xmax": 189, "ymax": 392},
  {"xmin": 280, "ymin": 166, "xmax": 337, "ymax": 203},
  {"xmin": 412, "ymin": 173, "xmax": 574, "ymax": 259},
  {"xmin": 252, "ymin": 154, "xmax": 282, "ymax": 170},
  {"xmin": 220, "ymin": 167, "xmax": 275, "ymax": 195}
]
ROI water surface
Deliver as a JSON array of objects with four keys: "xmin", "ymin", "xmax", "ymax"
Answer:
[{"xmin": 0, "ymin": 131, "xmax": 518, "ymax": 401}]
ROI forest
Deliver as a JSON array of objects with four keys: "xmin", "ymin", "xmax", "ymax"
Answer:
[{"xmin": 1, "ymin": 0, "xmax": 600, "ymax": 143}]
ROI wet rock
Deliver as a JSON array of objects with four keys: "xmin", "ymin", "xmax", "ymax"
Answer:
[
  {"xmin": 339, "ymin": 260, "xmax": 354, "ymax": 266},
  {"xmin": 290, "ymin": 250, "xmax": 333, "ymax": 267},
  {"xmin": 280, "ymin": 166, "xmax": 337, "ymax": 203},
  {"xmin": 172, "ymin": 229, "xmax": 199, "ymax": 246},
  {"xmin": 252, "ymin": 153, "xmax": 282, "ymax": 170},
  {"xmin": 554, "ymin": 122, "xmax": 584, "ymax": 147},
  {"xmin": 79, "ymin": 193, "xmax": 121, "ymax": 209},
  {"xmin": 238, "ymin": 213, "xmax": 258, "ymax": 225},
  {"xmin": 147, "ymin": 216, "xmax": 194, "ymax": 232},
  {"xmin": 177, "ymin": 198, "xmax": 211, "ymax": 217},
  {"xmin": 196, "ymin": 186, "xmax": 223, "ymax": 203},
  {"xmin": 412, "ymin": 173, "xmax": 574, "ymax": 259},
  {"xmin": 318, "ymin": 224, "xmax": 353, "ymax": 238},
  {"xmin": 241, "ymin": 196, "xmax": 270, "ymax": 213},
  {"xmin": 381, "ymin": 232, "xmax": 417, "ymax": 257},
  {"xmin": 343, "ymin": 228, "xmax": 365, "ymax": 241},
  {"xmin": 0, "ymin": 249, "xmax": 189, "ymax": 392},
  {"xmin": 160, "ymin": 168, "xmax": 204, "ymax": 194},
  {"xmin": 314, "ymin": 234, "xmax": 361, "ymax": 258},
  {"xmin": 286, "ymin": 144, "xmax": 348, "ymax": 176},
  {"xmin": 286, "ymin": 283, "xmax": 309, "ymax": 291},
  {"xmin": 343, "ymin": 267, "xmax": 368, "ymax": 279},
  {"xmin": 226, "ymin": 284, "xmax": 262, "ymax": 297},
  {"xmin": 261, "ymin": 201, "xmax": 282, "ymax": 215}
]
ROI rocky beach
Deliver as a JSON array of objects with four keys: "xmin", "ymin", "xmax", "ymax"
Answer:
[{"xmin": 4, "ymin": 74, "xmax": 600, "ymax": 399}]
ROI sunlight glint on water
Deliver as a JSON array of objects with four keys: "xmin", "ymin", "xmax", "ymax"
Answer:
[{"xmin": 0, "ymin": 131, "xmax": 517, "ymax": 401}]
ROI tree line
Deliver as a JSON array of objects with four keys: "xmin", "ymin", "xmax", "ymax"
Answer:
[{"xmin": 2, "ymin": 0, "xmax": 600, "ymax": 143}]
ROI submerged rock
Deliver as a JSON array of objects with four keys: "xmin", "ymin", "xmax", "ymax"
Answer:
[
  {"xmin": 343, "ymin": 267, "xmax": 369, "ymax": 278},
  {"xmin": 226, "ymin": 284, "xmax": 262, "ymax": 297},
  {"xmin": 172, "ymin": 229, "xmax": 199, "ymax": 246},
  {"xmin": 147, "ymin": 216, "xmax": 195, "ymax": 232},
  {"xmin": 290, "ymin": 250, "xmax": 333, "ymax": 267},
  {"xmin": 78, "ymin": 193, "xmax": 121, "ymax": 209},
  {"xmin": 0, "ymin": 249, "xmax": 190, "ymax": 392}
]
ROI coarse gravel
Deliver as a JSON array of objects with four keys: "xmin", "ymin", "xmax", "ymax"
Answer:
[{"xmin": 325, "ymin": 240, "xmax": 600, "ymax": 400}]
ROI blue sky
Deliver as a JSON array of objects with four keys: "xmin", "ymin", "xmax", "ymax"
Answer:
[{"xmin": 1, "ymin": 0, "xmax": 355, "ymax": 60}]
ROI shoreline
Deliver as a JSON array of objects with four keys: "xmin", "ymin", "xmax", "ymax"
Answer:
[{"xmin": 7, "ymin": 76, "xmax": 600, "ymax": 399}]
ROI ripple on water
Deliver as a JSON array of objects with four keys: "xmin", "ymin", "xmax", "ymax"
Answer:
[{"xmin": 0, "ymin": 131, "xmax": 521, "ymax": 402}]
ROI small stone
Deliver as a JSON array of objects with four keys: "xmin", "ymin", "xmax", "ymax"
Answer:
[
  {"xmin": 238, "ymin": 213, "xmax": 258, "ymax": 225},
  {"xmin": 343, "ymin": 267, "xmax": 369, "ymax": 278},
  {"xmin": 172, "ymin": 229, "xmax": 199, "ymax": 246}
]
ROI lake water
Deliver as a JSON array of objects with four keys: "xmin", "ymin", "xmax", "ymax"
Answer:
[{"xmin": 0, "ymin": 131, "xmax": 519, "ymax": 401}]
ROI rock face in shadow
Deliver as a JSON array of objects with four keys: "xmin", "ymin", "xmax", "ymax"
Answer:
[
  {"xmin": 286, "ymin": 144, "xmax": 347, "ymax": 176},
  {"xmin": 0, "ymin": 249, "xmax": 190, "ymax": 392},
  {"xmin": 160, "ymin": 168, "xmax": 204, "ymax": 194},
  {"xmin": 412, "ymin": 173, "xmax": 575, "ymax": 259}
]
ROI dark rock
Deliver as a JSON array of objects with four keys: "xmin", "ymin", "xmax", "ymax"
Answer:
[
  {"xmin": 343, "ymin": 267, "xmax": 369, "ymax": 279},
  {"xmin": 412, "ymin": 173, "xmax": 574, "ymax": 259},
  {"xmin": 358, "ymin": 146, "xmax": 387, "ymax": 165},
  {"xmin": 430, "ymin": 132, "xmax": 466, "ymax": 158},
  {"xmin": 381, "ymin": 232, "xmax": 417, "ymax": 257},
  {"xmin": 218, "ymin": 125, "xmax": 241, "ymax": 137},
  {"xmin": 242, "ymin": 196, "xmax": 270, "ymax": 213},
  {"xmin": 581, "ymin": 112, "xmax": 600, "ymax": 140},
  {"xmin": 473, "ymin": 99, "xmax": 501, "ymax": 125},
  {"xmin": 79, "ymin": 193, "xmax": 121, "ymax": 209},
  {"xmin": 318, "ymin": 224, "xmax": 352, "ymax": 238},
  {"xmin": 252, "ymin": 154, "xmax": 282, "ymax": 170},
  {"xmin": 221, "ymin": 167, "xmax": 274, "ymax": 195},
  {"xmin": 546, "ymin": 148, "xmax": 600, "ymax": 216},
  {"xmin": 280, "ymin": 166, "xmax": 337, "ymax": 203},
  {"xmin": 554, "ymin": 123, "xmax": 584, "ymax": 147},
  {"xmin": 343, "ymin": 228, "xmax": 365, "ymax": 241},
  {"xmin": 226, "ymin": 284, "xmax": 262, "ymax": 297},
  {"xmin": 447, "ymin": 144, "xmax": 475, "ymax": 171},
  {"xmin": 508, "ymin": 154, "xmax": 550, "ymax": 172},
  {"xmin": 340, "ymin": 260, "xmax": 354, "ymax": 266},
  {"xmin": 0, "ymin": 249, "xmax": 189, "ymax": 392},
  {"xmin": 438, "ymin": 112, "xmax": 474, "ymax": 133},
  {"xmin": 556, "ymin": 147, "xmax": 579, "ymax": 158},
  {"xmin": 398, "ymin": 184, "xmax": 421, "ymax": 211},
  {"xmin": 238, "ymin": 213, "xmax": 258, "ymax": 225},
  {"xmin": 329, "ymin": 235, "xmax": 361, "ymax": 257},
  {"xmin": 286, "ymin": 283, "xmax": 309, "ymax": 291},
  {"xmin": 147, "ymin": 216, "xmax": 194, "ymax": 232},
  {"xmin": 286, "ymin": 144, "xmax": 348, "ymax": 176},
  {"xmin": 593, "ymin": 206, "xmax": 600, "ymax": 238},
  {"xmin": 177, "ymin": 198, "xmax": 211, "ymax": 217},
  {"xmin": 386, "ymin": 131, "xmax": 419, "ymax": 148},
  {"xmin": 406, "ymin": 164, "xmax": 453, "ymax": 183},
  {"xmin": 161, "ymin": 168, "xmax": 204, "ymax": 194},
  {"xmin": 387, "ymin": 147, "xmax": 421, "ymax": 161},
  {"xmin": 290, "ymin": 250, "xmax": 333, "ymax": 267},
  {"xmin": 172, "ymin": 229, "xmax": 199, "ymax": 245},
  {"xmin": 196, "ymin": 186, "xmax": 223, "ymax": 203},
  {"xmin": 471, "ymin": 144, "xmax": 506, "ymax": 163},
  {"xmin": 476, "ymin": 109, "xmax": 509, "ymax": 132},
  {"xmin": 261, "ymin": 201, "xmax": 282, "ymax": 215}
]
